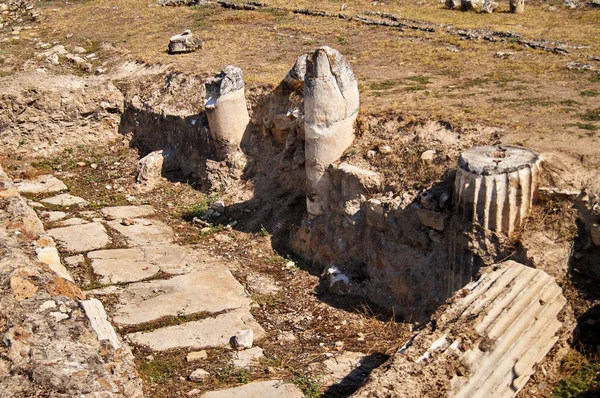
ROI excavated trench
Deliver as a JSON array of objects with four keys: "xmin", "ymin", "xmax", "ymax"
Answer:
[{"xmin": 0, "ymin": 49, "xmax": 586, "ymax": 397}]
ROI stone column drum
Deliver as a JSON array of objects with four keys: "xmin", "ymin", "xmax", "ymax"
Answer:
[
  {"xmin": 454, "ymin": 145, "xmax": 541, "ymax": 237},
  {"xmin": 510, "ymin": 0, "xmax": 525, "ymax": 14},
  {"xmin": 205, "ymin": 66, "xmax": 250, "ymax": 159},
  {"xmin": 304, "ymin": 46, "xmax": 359, "ymax": 216}
]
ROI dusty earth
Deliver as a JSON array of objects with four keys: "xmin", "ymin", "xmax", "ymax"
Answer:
[{"xmin": 1, "ymin": 0, "xmax": 600, "ymax": 397}]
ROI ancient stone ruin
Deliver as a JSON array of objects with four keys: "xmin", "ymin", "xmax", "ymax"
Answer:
[
  {"xmin": 454, "ymin": 145, "xmax": 541, "ymax": 236},
  {"xmin": 205, "ymin": 65, "xmax": 250, "ymax": 160},
  {"xmin": 0, "ymin": 30, "xmax": 589, "ymax": 396},
  {"xmin": 304, "ymin": 46, "xmax": 360, "ymax": 216}
]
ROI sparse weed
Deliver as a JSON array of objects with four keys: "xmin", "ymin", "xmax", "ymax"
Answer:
[
  {"xmin": 580, "ymin": 90, "xmax": 599, "ymax": 97},
  {"xmin": 581, "ymin": 109, "xmax": 600, "ymax": 122},
  {"xmin": 552, "ymin": 352, "xmax": 600, "ymax": 398},
  {"xmin": 138, "ymin": 358, "xmax": 178, "ymax": 384},
  {"xmin": 292, "ymin": 372, "xmax": 322, "ymax": 398}
]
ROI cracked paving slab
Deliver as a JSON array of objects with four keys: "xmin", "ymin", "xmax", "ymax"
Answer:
[
  {"xmin": 14, "ymin": 174, "xmax": 67, "ymax": 194},
  {"xmin": 88, "ymin": 245, "xmax": 193, "ymax": 284},
  {"xmin": 107, "ymin": 218, "xmax": 173, "ymax": 246},
  {"xmin": 91, "ymin": 268, "xmax": 253, "ymax": 325},
  {"xmin": 126, "ymin": 308, "xmax": 265, "ymax": 351},
  {"xmin": 47, "ymin": 222, "xmax": 110, "ymax": 253}
]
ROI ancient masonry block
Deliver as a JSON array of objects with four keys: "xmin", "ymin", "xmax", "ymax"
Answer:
[
  {"xmin": 205, "ymin": 66, "xmax": 250, "ymax": 159},
  {"xmin": 304, "ymin": 46, "xmax": 360, "ymax": 216},
  {"xmin": 454, "ymin": 145, "xmax": 541, "ymax": 236},
  {"xmin": 168, "ymin": 30, "xmax": 203, "ymax": 54}
]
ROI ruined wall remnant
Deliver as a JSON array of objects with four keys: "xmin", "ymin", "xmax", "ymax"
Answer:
[
  {"xmin": 454, "ymin": 145, "xmax": 541, "ymax": 237},
  {"xmin": 205, "ymin": 66, "xmax": 250, "ymax": 160},
  {"xmin": 354, "ymin": 261, "xmax": 566, "ymax": 398},
  {"xmin": 304, "ymin": 46, "xmax": 359, "ymax": 216}
]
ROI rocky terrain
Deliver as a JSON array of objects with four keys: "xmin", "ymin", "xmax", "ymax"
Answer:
[{"xmin": 1, "ymin": 0, "xmax": 599, "ymax": 397}]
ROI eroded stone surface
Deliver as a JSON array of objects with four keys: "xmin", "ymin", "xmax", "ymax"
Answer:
[
  {"xmin": 107, "ymin": 218, "xmax": 172, "ymax": 246},
  {"xmin": 94, "ymin": 269, "xmax": 252, "ymax": 325},
  {"xmin": 48, "ymin": 222, "xmax": 110, "ymax": 253},
  {"xmin": 41, "ymin": 193, "xmax": 88, "ymax": 207},
  {"xmin": 231, "ymin": 346, "xmax": 264, "ymax": 368},
  {"xmin": 200, "ymin": 380, "xmax": 304, "ymax": 398},
  {"xmin": 126, "ymin": 309, "xmax": 265, "ymax": 351},
  {"xmin": 88, "ymin": 245, "xmax": 191, "ymax": 284},
  {"xmin": 40, "ymin": 210, "xmax": 67, "ymax": 222},
  {"xmin": 15, "ymin": 175, "xmax": 67, "ymax": 194}
]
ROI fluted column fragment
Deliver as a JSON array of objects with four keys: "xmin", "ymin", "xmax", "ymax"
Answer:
[
  {"xmin": 454, "ymin": 145, "xmax": 541, "ymax": 236},
  {"xmin": 304, "ymin": 46, "xmax": 359, "ymax": 216},
  {"xmin": 205, "ymin": 66, "xmax": 250, "ymax": 159}
]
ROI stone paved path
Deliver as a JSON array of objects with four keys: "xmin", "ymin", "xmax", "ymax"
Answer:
[{"xmin": 19, "ymin": 174, "xmax": 303, "ymax": 397}]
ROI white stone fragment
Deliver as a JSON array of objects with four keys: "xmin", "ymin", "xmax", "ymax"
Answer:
[
  {"xmin": 80, "ymin": 298, "xmax": 121, "ymax": 349},
  {"xmin": 232, "ymin": 329, "xmax": 254, "ymax": 350}
]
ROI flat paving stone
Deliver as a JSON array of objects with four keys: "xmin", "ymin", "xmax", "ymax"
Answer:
[
  {"xmin": 200, "ymin": 380, "xmax": 304, "ymax": 398},
  {"xmin": 100, "ymin": 205, "xmax": 155, "ymax": 220},
  {"xmin": 94, "ymin": 268, "xmax": 252, "ymax": 325},
  {"xmin": 231, "ymin": 346, "xmax": 264, "ymax": 368},
  {"xmin": 15, "ymin": 175, "xmax": 67, "ymax": 194},
  {"xmin": 41, "ymin": 193, "xmax": 88, "ymax": 207},
  {"xmin": 48, "ymin": 222, "xmax": 110, "ymax": 253},
  {"xmin": 88, "ymin": 248, "xmax": 160, "ymax": 284},
  {"xmin": 88, "ymin": 245, "xmax": 192, "ymax": 284},
  {"xmin": 107, "ymin": 218, "xmax": 172, "ymax": 246},
  {"xmin": 39, "ymin": 211, "xmax": 67, "ymax": 222},
  {"xmin": 126, "ymin": 309, "xmax": 265, "ymax": 351},
  {"xmin": 57, "ymin": 217, "xmax": 89, "ymax": 226}
]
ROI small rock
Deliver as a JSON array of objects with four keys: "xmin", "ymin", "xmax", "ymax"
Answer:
[
  {"xmin": 72, "ymin": 46, "xmax": 86, "ymax": 53},
  {"xmin": 39, "ymin": 300, "xmax": 56, "ymax": 311},
  {"xmin": 189, "ymin": 368, "xmax": 210, "ymax": 382},
  {"xmin": 428, "ymin": 229, "xmax": 442, "ymax": 243},
  {"xmin": 495, "ymin": 51, "xmax": 513, "ymax": 59},
  {"xmin": 121, "ymin": 218, "xmax": 135, "ymax": 226},
  {"xmin": 277, "ymin": 332, "xmax": 297, "ymax": 342},
  {"xmin": 480, "ymin": 0, "xmax": 498, "ymax": 13},
  {"xmin": 366, "ymin": 150, "xmax": 376, "ymax": 159},
  {"xmin": 335, "ymin": 341, "xmax": 344, "ymax": 351},
  {"xmin": 232, "ymin": 329, "xmax": 254, "ymax": 349},
  {"xmin": 211, "ymin": 201, "xmax": 225, "ymax": 213},
  {"xmin": 49, "ymin": 312, "xmax": 69, "ymax": 322},
  {"xmin": 420, "ymin": 149, "xmax": 436, "ymax": 164},
  {"xmin": 186, "ymin": 351, "xmax": 208, "ymax": 362},
  {"xmin": 187, "ymin": 389, "xmax": 201, "ymax": 396},
  {"xmin": 323, "ymin": 266, "xmax": 350, "ymax": 295},
  {"xmin": 46, "ymin": 53, "xmax": 59, "ymax": 65},
  {"xmin": 168, "ymin": 30, "xmax": 203, "ymax": 54},
  {"xmin": 378, "ymin": 145, "xmax": 392, "ymax": 155},
  {"xmin": 90, "ymin": 163, "xmax": 98, "ymax": 169}
]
